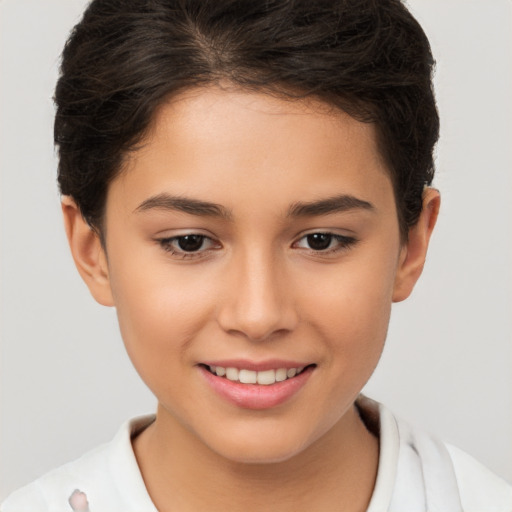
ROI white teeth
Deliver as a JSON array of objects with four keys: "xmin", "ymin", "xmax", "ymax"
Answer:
[
  {"xmin": 257, "ymin": 369, "xmax": 276, "ymax": 385},
  {"xmin": 275, "ymin": 368, "xmax": 287, "ymax": 382},
  {"xmin": 208, "ymin": 365, "xmax": 309, "ymax": 384},
  {"xmin": 225, "ymin": 367, "xmax": 239, "ymax": 381},
  {"xmin": 286, "ymin": 368, "xmax": 297, "ymax": 378},
  {"xmin": 239, "ymin": 369, "xmax": 257, "ymax": 384}
]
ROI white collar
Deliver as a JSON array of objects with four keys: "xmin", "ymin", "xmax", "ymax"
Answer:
[{"xmin": 107, "ymin": 397, "xmax": 463, "ymax": 512}]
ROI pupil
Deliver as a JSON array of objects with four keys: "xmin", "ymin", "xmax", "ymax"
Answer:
[
  {"xmin": 307, "ymin": 233, "xmax": 332, "ymax": 250},
  {"xmin": 178, "ymin": 235, "xmax": 204, "ymax": 252}
]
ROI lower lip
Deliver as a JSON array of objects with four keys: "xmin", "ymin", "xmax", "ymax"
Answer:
[{"xmin": 199, "ymin": 366, "xmax": 314, "ymax": 410}]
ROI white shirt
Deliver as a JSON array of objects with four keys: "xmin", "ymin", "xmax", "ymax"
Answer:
[{"xmin": 2, "ymin": 397, "xmax": 511, "ymax": 511}]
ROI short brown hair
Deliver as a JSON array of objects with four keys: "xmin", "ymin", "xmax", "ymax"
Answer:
[{"xmin": 55, "ymin": 0, "xmax": 439, "ymax": 239}]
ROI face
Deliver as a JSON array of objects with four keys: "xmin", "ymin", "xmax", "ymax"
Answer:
[{"xmin": 100, "ymin": 87, "xmax": 406, "ymax": 463}]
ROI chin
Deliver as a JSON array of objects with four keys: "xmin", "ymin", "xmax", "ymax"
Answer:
[
  {"xmin": 217, "ymin": 442, "xmax": 305, "ymax": 465},
  {"xmin": 200, "ymin": 423, "xmax": 319, "ymax": 465}
]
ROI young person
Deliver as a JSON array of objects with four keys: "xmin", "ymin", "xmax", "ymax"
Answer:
[{"xmin": 2, "ymin": 0, "xmax": 511, "ymax": 511}]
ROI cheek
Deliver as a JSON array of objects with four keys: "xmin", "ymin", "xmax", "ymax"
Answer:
[
  {"xmin": 298, "ymin": 251, "xmax": 397, "ymax": 366},
  {"xmin": 107, "ymin": 256, "xmax": 217, "ymax": 381}
]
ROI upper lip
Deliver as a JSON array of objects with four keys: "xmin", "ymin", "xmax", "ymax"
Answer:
[{"xmin": 200, "ymin": 359, "xmax": 313, "ymax": 372}]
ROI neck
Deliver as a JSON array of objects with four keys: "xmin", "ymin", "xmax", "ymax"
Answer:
[{"xmin": 133, "ymin": 403, "xmax": 379, "ymax": 512}]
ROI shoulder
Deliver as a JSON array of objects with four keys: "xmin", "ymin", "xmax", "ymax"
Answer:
[
  {"xmin": 1, "ymin": 441, "xmax": 110, "ymax": 512},
  {"xmin": 358, "ymin": 396, "xmax": 512, "ymax": 512},
  {"xmin": 1, "ymin": 481, "xmax": 48, "ymax": 512},
  {"xmin": 446, "ymin": 443, "xmax": 512, "ymax": 512},
  {"xmin": 393, "ymin": 408, "xmax": 512, "ymax": 511},
  {"xmin": 1, "ymin": 415, "xmax": 156, "ymax": 512}
]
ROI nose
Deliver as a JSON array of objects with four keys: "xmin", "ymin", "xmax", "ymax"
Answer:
[{"xmin": 216, "ymin": 248, "xmax": 299, "ymax": 342}]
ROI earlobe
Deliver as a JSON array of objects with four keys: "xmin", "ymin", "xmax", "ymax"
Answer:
[
  {"xmin": 61, "ymin": 196, "xmax": 114, "ymax": 307},
  {"xmin": 392, "ymin": 188, "xmax": 440, "ymax": 302}
]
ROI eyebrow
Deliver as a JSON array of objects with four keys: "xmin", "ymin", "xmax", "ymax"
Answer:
[
  {"xmin": 134, "ymin": 193, "xmax": 374, "ymax": 220},
  {"xmin": 134, "ymin": 193, "xmax": 232, "ymax": 219},
  {"xmin": 287, "ymin": 194, "xmax": 375, "ymax": 217}
]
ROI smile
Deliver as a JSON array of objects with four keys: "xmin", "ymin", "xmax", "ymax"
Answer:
[
  {"xmin": 205, "ymin": 365, "xmax": 308, "ymax": 385},
  {"xmin": 200, "ymin": 363, "xmax": 315, "ymax": 409}
]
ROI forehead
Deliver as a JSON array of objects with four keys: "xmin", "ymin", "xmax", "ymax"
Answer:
[{"xmin": 110, "ymin": 86, "xmax": 394, "ymax": 219}]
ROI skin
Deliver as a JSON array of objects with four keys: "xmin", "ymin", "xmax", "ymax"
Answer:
[{"xmin": 62, "ymin": 87, "xmax": 439, "ymax": 512}]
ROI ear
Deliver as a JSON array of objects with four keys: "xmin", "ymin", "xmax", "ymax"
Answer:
[
  {"xmin": 61, "ymin": 196, "xmax": 114, "ymax": 307},
  {"xmin": 392, "ymin": 188, "xmax": 440, "ymax": 302}
]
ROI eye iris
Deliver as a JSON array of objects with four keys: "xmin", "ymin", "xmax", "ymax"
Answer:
[
  {"xmin": 177, "ymin": 235, "xmax": 204, "ymax": 252},
  {"xmin": 307, "ymin": 233, "xmax": 332, "ymax": 250}
]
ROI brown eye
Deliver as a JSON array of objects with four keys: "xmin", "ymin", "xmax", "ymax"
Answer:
[
  {"xmin": 176, "ymin": 235, "xmax": 206, "ymax": 252},
  {"xmin": 157, "ymin": 233, "xmax": 221, "ymax": 258},
  {"xmin": 294, "ymin": 232, "xmax": 357, "ymax": 255},
  {"xmin": 306, "ymin": 233, "xmax": 332, "ymax": 251}
]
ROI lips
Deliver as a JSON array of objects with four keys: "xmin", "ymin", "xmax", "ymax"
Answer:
[{"xmin": 199, "ymin": 361, "xmax": 315, "ymax": 409}]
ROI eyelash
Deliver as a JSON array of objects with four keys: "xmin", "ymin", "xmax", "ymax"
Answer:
[
  {"xmin": 293, "ymin": 232, "xmax": 357, "ymax": 255},
  {"xmin": 156, "ymin": 232, "xmax": 357, "ymax": 260},
  {"xmin": 157, "ymin": 234, "xmax": 220, "ymax": 259}
]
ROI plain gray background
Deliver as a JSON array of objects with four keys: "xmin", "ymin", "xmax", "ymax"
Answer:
[{"xmin": 1, "ymin": 0, "xmax": 511, "ymax": 501}]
